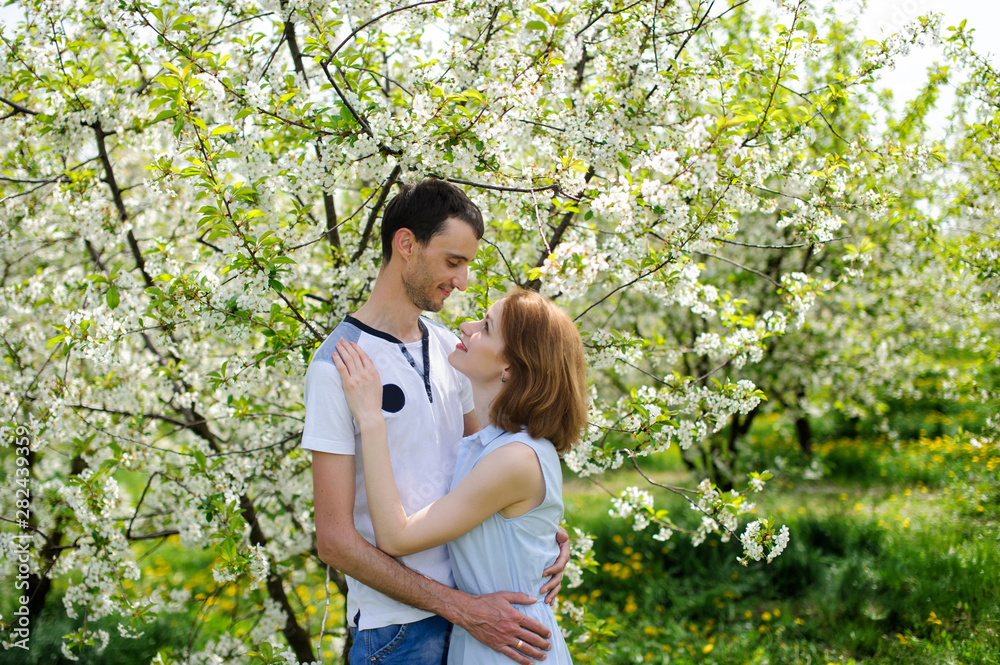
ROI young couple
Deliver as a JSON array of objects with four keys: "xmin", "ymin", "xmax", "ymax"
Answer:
[{"xmin": 302, "ymin": 179, "xmax": 587, "ymax": 665}]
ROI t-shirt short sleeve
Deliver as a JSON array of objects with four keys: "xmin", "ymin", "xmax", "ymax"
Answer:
[{"xmin": 301, "ymin": 359, "xmax": 358, "ymax": 455}]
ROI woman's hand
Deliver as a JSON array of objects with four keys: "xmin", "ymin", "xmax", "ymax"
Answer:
[{"xmin": 332, "ymin": 340, "xmax": 384, "ymax": 427}]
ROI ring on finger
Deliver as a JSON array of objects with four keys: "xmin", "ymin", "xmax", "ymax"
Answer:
[{"xmin": 516, "ymin": 639, "xmax": 523, "ymax": 650}]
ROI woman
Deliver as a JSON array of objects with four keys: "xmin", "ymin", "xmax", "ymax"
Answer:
[{"xmin": 332, "ymin": 289, "xmax": 587, "ymax": 664}]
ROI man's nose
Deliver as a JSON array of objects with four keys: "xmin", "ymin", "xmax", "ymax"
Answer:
[{"xmin": 453, "ymin": 267, "xmax": 468, "ymax": 291}]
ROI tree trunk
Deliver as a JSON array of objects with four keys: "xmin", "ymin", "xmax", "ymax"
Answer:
[{"xmin": 795, "ymin": 415, "xmax": 813, "ymax": 455}]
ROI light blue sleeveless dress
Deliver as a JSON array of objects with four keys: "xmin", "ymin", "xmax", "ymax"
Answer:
[{"xmin": 446, "ymin": 424, "xmax": 573, "ymax": 664}]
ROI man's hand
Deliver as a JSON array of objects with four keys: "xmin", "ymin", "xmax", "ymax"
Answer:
[
  {"xmin": 540, "ymin": 526, "xmax": 570, "ymax": 604},
  {"xmin": 454, "ymin": 591, "xmax": 552, "ymax": 665}
]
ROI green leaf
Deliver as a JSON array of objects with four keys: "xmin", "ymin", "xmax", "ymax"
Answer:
[
  {"xmin": 106, "ymin": 286, "xmax": 120, "ymax": 310},
  {"xmin": 151, "ymin": 109, "xmax": 177, "ymax": 123}
]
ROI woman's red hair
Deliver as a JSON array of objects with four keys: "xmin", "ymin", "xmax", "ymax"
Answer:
[{"xmin": 490, "ymin": 290, "xmax": 588, "ymax": 453}]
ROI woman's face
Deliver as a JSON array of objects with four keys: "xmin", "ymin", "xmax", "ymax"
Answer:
[{"xmin": 449, "ymin": 298, "xmax": 508, "ymax": 383}]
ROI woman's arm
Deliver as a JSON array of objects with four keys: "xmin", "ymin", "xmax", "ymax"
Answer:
[
  {"xmin": 333, "ymin": 340, "xmax": 543, "ymax": 557},
  {"xmin": 365, "ymin": 426, "xmax": 542, "ymax": 556}
]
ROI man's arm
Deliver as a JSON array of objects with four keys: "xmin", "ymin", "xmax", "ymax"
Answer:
[{"xmin": 312, "ymin": 451, "xmax": 552, "ymax": 665}]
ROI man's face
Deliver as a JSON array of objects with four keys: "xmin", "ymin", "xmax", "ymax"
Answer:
[{"xmin": 402, "ymin": 217, "xmax": 480, "ymax": 312}]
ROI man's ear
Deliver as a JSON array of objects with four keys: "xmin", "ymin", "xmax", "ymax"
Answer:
[{"xmin": 393, "ymin": 228, "xmax": 417, "ymax": 261}]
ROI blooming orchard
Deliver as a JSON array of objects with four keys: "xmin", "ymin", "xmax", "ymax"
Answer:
[{"xmin": 0, "ymin": 0, "xmax": 996, "ymax": 662}]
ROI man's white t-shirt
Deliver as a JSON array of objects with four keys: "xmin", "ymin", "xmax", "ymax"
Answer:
[{"xmin": 302, "ymin": 315, "xmax": 474, "ymax": 630}]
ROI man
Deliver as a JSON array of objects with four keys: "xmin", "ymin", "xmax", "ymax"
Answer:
[{"xmin": 303, "ymin": 179, "xmax": 567, "ymax": 665}]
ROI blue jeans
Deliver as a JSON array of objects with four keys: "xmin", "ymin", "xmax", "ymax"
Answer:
[{"xmin": 348, "ymin": 613, "xmax": 451, "ymax": 665}]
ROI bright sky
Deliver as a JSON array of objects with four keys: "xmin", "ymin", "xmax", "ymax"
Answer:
[{"xmin": 846, "ymin": 0, "xmax": 1000, "ymax": 134}]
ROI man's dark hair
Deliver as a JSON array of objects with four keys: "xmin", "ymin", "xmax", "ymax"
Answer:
[{"xmin": 380, "ymin": 178, "xmax": 485, "ymax": 261}]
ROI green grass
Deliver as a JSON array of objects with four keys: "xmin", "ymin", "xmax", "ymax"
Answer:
[{"xmin": 562, "ymin": 430, "xmax": 1000, "ymax": 664}]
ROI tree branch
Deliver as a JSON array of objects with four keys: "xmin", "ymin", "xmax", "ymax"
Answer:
[
  {"xmin": 441, "ymin": 177, "xmax": 581, "ymax": 201},
  {"xmin": 0, "ymin": 95, "xmax": 39, "ymax": 116},
  {"xmin": 239, "ymin": 494, "xmax": 315, "ymax": 661},
  {"xmin": 351, "ymin": 164, "xmax": 402, "ymax": 263},
  {"xmin": 70, "ymin": 402, "xmax": 204, "ymax": 429},
  {"xmin": 325, "ymin": 0, "xmax": 447, "ymax": 63},
  {"xmin": 90, "ymin": 121, "xmax": 155, "ymax": 289},
  {"xmin": 699, "ymin": 251, "xmax": 783, "ymax": 288},
  {"xmin": 714, "ymin": 236, "xmax": 847, "ymax": 249},
  {"xmin": 525, "ymin": 168, "xmax": 595, "ymax": 290},
  {"xmin": 673, "ymin": 0, "xmax": 714, "ymax": 61},
  {"xmin": 280, "ymin": 6, "xmax": 343, "ymax": 259}
]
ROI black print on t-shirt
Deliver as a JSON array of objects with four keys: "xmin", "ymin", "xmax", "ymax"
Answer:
[{"xmin": 382, "ymin": 384, "xmax": 405, "ymax": 413}]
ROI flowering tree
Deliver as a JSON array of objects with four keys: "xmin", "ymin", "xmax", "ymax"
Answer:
[
  {"xmin": 675, "ymin": 19, "xmax": 1000, "ymax": 481},
  {"xmin": 1, "ymin": 0, "xmax": 996, "ymax": 662}
]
